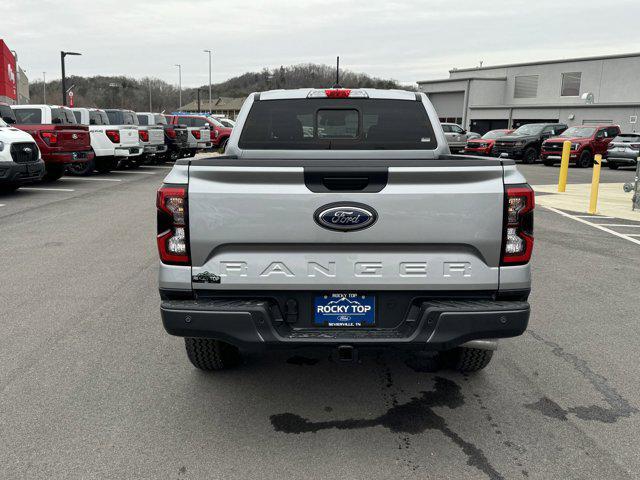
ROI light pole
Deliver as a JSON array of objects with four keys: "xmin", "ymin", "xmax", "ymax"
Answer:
[
  {"xmin": 175, "ymin": 64, "xmax": 182, "ymax": 110},
  {"xmin": 204, "ymin": 50, "xmax": 212, "ymax": 113},
  {"xmin": 61, "ymin": 51, "xmax": 81, "ymax": 106},
  {"xmin": 43, "ymin": 72, "xmax": 46, "ymax": 103}
]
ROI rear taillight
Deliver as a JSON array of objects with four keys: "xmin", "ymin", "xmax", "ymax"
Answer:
[
  {"xmin": 191, "ymin": 130, "xmax": 201, "ymax": 140},
  {"xmin": 40, "ymin": 131, "xmax": 58, "ymax": 146},
  {"xmin": 157, "ymin": 185, "xmax": 189, "ymax": 265},
  {"xmin": 307, "ymin": 88, "xmax": 368, "ymax": 99},
  {"xmin": 166, "ymin": 128, "xmax": 176, "ymax": 139},
  {"xmin": 105, "ymin": 130, "xmax": 120, "ymax": 143},
  {"xmin": 630, "ymin": 143, "xmax": 640, "ymax": 151},
  {"xmin": 139, "ymin": 130, "xmax": 149, "ymax": 142},
  {"xmin": 501, "ymin": 185, "xmax": 534, "ymax": 265}
]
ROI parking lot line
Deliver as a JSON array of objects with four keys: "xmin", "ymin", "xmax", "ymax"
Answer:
[
  {"xmin": 0, "ymin": 204, "xmax": 5, "ymax": 207},
  {"xmin": 141, "ymin": 165, "xmax": 173, "ymax": 169},
  {"xmin": 110, "ymin": 171, "xmax": 157, "ymax": 175},
  {"xmin": 592, "ymin": 224, "xmax": 640, "ymax": 228},
  {"xmin": 574, "ymin": 215, "xmax": 615, "ymax": 219},
  {"xmin": 20, "ymin": 187, "xmax": 75, "ymax": 192},
  {"xmin": 544, "ymin": 206, "xmax": 640, "ymax": 246},
  {"xmin": 61, "ymin": 177, "xmax": 122, "ymax": 182}
]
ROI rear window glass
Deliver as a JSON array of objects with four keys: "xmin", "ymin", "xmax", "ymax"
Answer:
[
  {"xmin": 51, "ymin": 108, "xmax": 76, "ymax": 124},
  {"xmin": 106, "ymin": 111, "xmax": 122, "ymax": 125},
  {"xmin": 154, "ymin": 114, "xmax": 167, "ymax": 125},
  {"xmin": 122, "ymin": 112, "xmax": 138, "ymax": 125},
  {"xmin": 613, "ymin": 134, "xmax": 640, "ymax": 142},
  {"xmin": 238, "ymin": 99, "xmax": 437, "ymax": 150},
  {"xmin": 90, "ymin": 111, "xmax": 109, "ymax": 125},
  {"xmin": 14, "ymin": 108, "xmax": 42, "ymax": 124},
  {"xmin": 73, "ymin": 111, "xmax": 82, "ymax": 123},
  {"xmin": 0, "ymin": 105, "xmax": 16, "ymax": 123},
  {"xmin": 137, "ymin": 114, "xmax": 149, "ymax": 125}
]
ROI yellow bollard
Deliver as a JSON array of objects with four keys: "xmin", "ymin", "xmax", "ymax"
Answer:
[
  {"xmin": 557, "ymin": 140, "xmax": 572, "ymax": 192},
  {"xmin": 588, "ymin": 154, "xmax": 602, "ymax": 214}
]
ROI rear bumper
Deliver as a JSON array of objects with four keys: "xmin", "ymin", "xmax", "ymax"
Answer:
[
  {"xmin": 0, "ymin": 160, "xmax": 45, "ymax": 185},
  {"xmin": 114, "ymin": 146, "xmax": 143, "ymax": 157},
  {"xmin": 161, "ymin": 298, "xmax": 530, "ymax": 353},
  {"xmin": 143, "ymin": 144, "xmax": 168, "ymax": 154},
  {"xmin": 605, "ymin": 153, "xmax": 638, "ymax": 165},
  {"xmin": 197, "ymin": 142, "xmax": 212, "ymax": 149},
  {"xmin": 44, "ymin": 150, "xmax": 95, "ymax": 164}
]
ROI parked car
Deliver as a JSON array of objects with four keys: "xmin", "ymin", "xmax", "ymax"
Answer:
[
  {"xmin": 171, "ymin": 114, "xmax": 229, "ymax": 150},
  {"xmin": 493, "ymin": 123, "xmax": 568, "ymax": 163},
  {"xmin": 604, "ymin": 133, "xmax": 640, "ymax": 170},
  {"xmin": 157, "ymin": 88, "xmax": 533, "ymax": 374},
  {"xmin": 154, "ymin": 114, "xmax": 190, "ymax": 161},
  {"xmin": 441, "ymin": 123, "xmax": 480, "ymax": 152},
  {"xmin": 8, "ymin": 104, "xmax": 94, "ymax": 181},
  {"xmin": 103, "ymin": 109, "xmax": 144, "ymax": 168},
  {"xmin": 136, "ymin": 113, "xmax": 168, "ymax": 162},
  {"xmin": 464, "ymin": 129, "xmax": 514, "ymax": 156},
  {"xmin": 70, "ymin": 107, "xmax": 140, "ymax": 174},
  {"xmin": 166, "ymin": 115, "xmax": 211, "ymax": 156},
  {"xmin": 541, "ymin": 125, "xmax": 620, "ymax": 168},
  {"xmin": 0, "ymin": 113, "xmax": 45, "ymax": 192},
  {"xmin": 215, "ymin": 117, "xmax": 236, "ymax": 128}
]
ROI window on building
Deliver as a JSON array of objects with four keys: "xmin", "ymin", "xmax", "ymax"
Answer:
[
  {"xmin": 514, "ymin": 75, "xmax": 539, "ymax": 98},
  {"xmin": 561, "ymin": 72, "xmax": 581, "ymax": 97},
  {"xmin": 439, "ymin": 117, "xmax": 463, "ymax": 125}
]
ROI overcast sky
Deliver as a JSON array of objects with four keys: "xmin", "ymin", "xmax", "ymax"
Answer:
[{"xmin": 5, "ymin": 0, "xmax": 640, "ymax": 88}]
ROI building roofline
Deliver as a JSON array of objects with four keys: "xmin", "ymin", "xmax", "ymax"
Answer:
[
  {"xmin": 469, "ymin": 102, "xmax": 640, "ymax": 110},
  {"xmin": 417, "ymin": 76, "xmax": 506, "ymax": 85},
  {"xmin": 449, "ymin": 51, "xmax": 640, "ymax": 74}
]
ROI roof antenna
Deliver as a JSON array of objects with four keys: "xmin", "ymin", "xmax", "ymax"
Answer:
[{"xmin": 333, "ymin": 56, "xmax": 341, "ymax": 88}]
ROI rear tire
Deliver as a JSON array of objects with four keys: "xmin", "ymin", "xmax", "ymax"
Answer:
[
  {"xmin": 67, "ymin": 158, "xmax": 95, "ymax": 176},
  {"xmin": 543, "ymin": 159, "xmax": 555, "ymax": 167},
  {"xmin": 577, "ymin": 150, "xmax": 593, "ymax": 168},
  {"xmin": 607, "ymin": 162, "xmax": 619, "ymax": 170},
  {"xmin": 43, "ymin": 164, "xmax": 65, "ymax": 182},
  {"xmin": 445, "ymin": 347, "xmax": 494, "ymax": 373},
  {"xmin": 522, "ymin": 147, "xmax": 538, "ymax": 164},
  {"xmin": 184, "ymin": 338, "xmax": 242, "ymax": 371},
  {"xmin": 0, "ymin": 183, "xmax": 19, "ymax": 193},
  {"xmin": 95, "ymin": 157, "xmax": 115, "ymax": 174}
]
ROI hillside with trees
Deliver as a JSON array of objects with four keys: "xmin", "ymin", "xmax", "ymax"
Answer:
[{"xmin": 28, "ymin": 63, "xmax": 415, "ymax": 112}]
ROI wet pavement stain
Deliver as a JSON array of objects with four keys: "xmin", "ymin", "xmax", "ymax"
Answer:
[
  {"xmin": 528, "ymin": 331, "xmax": 638, "ymax": 423},
  {"xmin": 270, "ymin": 377, "xmax": 505, "ymax": 480},
  {"xmin": 286, "ymin": 356, "xmax": 319, "ymax": 366}
]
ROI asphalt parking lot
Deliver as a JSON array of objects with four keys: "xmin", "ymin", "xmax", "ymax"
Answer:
[{"xmin": 1, "ymin": 160, "xmax": 639, "ymax": 480}]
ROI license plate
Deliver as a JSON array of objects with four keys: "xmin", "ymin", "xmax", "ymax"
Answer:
[{"xmin": 313, "ymin": 293, "xmax": 375, "ymax": 327}]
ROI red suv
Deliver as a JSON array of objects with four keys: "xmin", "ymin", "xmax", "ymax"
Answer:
[
  {"xmin": 170, "ymin": 115, "xmax": 232, "ymax": 150},
  {"xmin": 464, "ymin": 129, "xmax": 514, "ymax": 156},
  {"xmin": 541, "ymin": 125, "xmax": 620, "ymax": 168}
]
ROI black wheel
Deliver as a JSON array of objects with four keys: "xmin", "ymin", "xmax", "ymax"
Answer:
[
  {"xmin": 522, "ymin": 147, "xmax": 538, "ymax": 164},
  {"xmin": 184, "ymin": 338, "xmax": 242, "ymax": 371},
  {"xmin": 0, "ymin": 183, "xmax": 19, "ymax": 193},
  {"xmin": 607, "ymin": 161, "xmax": 619, "ymax": 170},
  {"xmin": 169, "ymin": 149, "xmax": 181, "ymax": 162},
  {"xmin": 128, "ymin": 157, "xmax": 141, "ymax": 169},
  {"xmin": 576, "ymin": 150, "xmax": 593, "ymax": 168},
  {"xmin": 43, "ymin": 164, "xmax": 66, "ymax": 182},
  {"xmin": 444, "ymin": 347, "xmax": 494, "ymax": 373},
  {"xmin": 95, "ymin": 157, "xmax": 115, "ymax": 174},
  {"xmin": 67, "ymin": 158, "xmax": 95, "ymax": 176},
  {"xmin": 543, "ymin": 159, "xmax": 555, "ymax": 167},
  {"xmin": 188, "ymin": 149, "xmax": 196, "ymax": 158},
  {"xmin": 219, "ymin": 138, "xmax": 229, "ymax": 153}
]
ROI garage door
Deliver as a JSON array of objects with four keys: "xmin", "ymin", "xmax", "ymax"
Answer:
[{"xmin": 428, "ymin": 92, "xmax": 464, "ymax": 119}]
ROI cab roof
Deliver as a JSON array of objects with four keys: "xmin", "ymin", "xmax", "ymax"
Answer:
[{"xmin": 257, "ymin": 88, "xmax": 420, "ymax": 101}]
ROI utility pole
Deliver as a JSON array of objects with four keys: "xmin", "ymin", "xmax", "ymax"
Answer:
[
  {"xmin": 43, "ymin": 72, "xmax": 47, "ymax": 103},
  {"xmin": 197, "ymin": 88, "xmax": 201, "ymax": 113},
  {"xmin": 204, "ymin": 49, "xmax": 212, "ymax": 113},
  {"xmin": 148, "ymin": 79, "xmax": 152, "ymax": 111},
  {"xmin": 61, "ymin": 51, "xmax": 81, "ymax": 106},
  {"xmin": 175, "ymin": 64, "xmax": 182, "ymax": 110}
]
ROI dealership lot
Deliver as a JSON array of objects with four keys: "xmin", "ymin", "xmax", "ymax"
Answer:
[{"xmin": 1, "ymin": 162, "xmax": 639, "ymax": 479}]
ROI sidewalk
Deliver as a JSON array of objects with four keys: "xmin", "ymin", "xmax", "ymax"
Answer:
[{"xmin": 533, "ymin": 182, "xmax": 640, "ymax": 221}]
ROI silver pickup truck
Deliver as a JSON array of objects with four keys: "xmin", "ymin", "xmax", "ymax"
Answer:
[{"xmin": 157, "ymin": 88, "xmax": 534, "ymax": 374}]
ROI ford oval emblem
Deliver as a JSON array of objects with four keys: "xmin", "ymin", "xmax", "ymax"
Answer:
[
  {"xmin": 72, "ymin": 134, "xmax": 78, "ymax": 139},
  {"xmin": 314, "ymin": 203, "xmax": 377, "ymax": 232}
]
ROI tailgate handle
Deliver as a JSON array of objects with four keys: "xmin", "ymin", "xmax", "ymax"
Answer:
[{"xmin": 304, "ymin": 168, "xmax": 388, "ymax": 193}]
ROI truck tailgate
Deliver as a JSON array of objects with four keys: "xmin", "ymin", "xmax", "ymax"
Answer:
[
  {"xmin": 148, "ymin": 126, "xmax": 164, "ymax": 145},
  {"xmin": 118, "ymin": 126, "xmax": 139, "ymax": 147},
  {"xmin": 55, "ymin": 125, "xmax": 91, "ymax": 150},
  {"xmin": 187, "ymin": 160, "xmax": 505, "ymax": 291}
]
